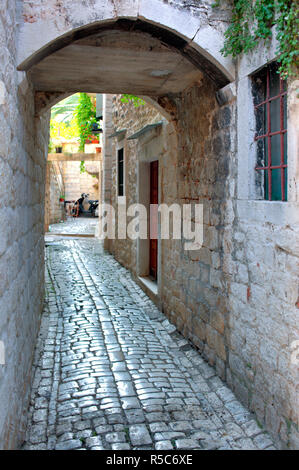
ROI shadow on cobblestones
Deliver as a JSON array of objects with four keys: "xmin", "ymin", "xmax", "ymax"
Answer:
[{"xmin": 22, "ymin": 238, "xmax": 275, "ymax": 450}]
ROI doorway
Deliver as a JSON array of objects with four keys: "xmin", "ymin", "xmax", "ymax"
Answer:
[{"xmin": 149, "ymin": 160, "xmax": 159, "ymax": 280}]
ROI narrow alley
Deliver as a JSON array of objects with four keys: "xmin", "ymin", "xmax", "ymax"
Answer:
[{"xmin": 22, "ymin": 221, "xmax": 275, "ymax": 451}]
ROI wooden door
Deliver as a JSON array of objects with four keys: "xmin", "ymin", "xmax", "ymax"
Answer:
[{"xmin": 149, "ymin": 161, "xmax": 158, "ymax": 280}]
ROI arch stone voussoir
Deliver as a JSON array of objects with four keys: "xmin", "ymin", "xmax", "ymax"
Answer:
[
  {"xmin": 34, "ymin": 91, "xmax": 74, "ymax": 117},
  {"xmin": 18, "ymin": 0, "xmax": 235, "ymax": 88}
]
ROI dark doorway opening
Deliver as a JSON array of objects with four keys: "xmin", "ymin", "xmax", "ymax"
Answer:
[{"xmin": 149, "ymin": 160, "xmax": 159, "ymax": 280}]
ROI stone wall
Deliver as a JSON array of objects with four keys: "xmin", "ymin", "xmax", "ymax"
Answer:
[
  {"xmin": 44, "ymin": 161, "xmax": 65, "ymax": 230},
  {"xmin": 105, "ymin": 76, "xmax": 299, "ymax": 448},
  {"xmin": 0, "ymin": 0, "xmax": 49, "ymax": 449},
  {"xmin": 61, "ymin": 160, "xmax": 100, "ymax": 202}
]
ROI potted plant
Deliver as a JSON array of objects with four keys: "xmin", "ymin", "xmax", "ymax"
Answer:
[
  {"xmin": 55, "ymin": 145, "xmax": 63, "ymax": 153},
  {"xmin": 91, "ymin": 135, "xmax": 99, "ymax": 144},
  {"xmin": 59, "ymin": 194, "xmax": 65, "ymax": 202}
]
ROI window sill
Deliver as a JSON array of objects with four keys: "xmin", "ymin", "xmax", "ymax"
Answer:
[{"xmin": 237, "ymin": 199, "xmax": 299, "ymax": 225}]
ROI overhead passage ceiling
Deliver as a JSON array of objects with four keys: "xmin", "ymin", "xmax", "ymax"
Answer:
[{"xmin": 28, "ymin": 29, "xmax": 205, "ymax": 96}]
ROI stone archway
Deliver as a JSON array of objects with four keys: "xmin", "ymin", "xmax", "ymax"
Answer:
[{"xmin": 17, "ymin": 1, "xmax": 234, "ymax": 85}]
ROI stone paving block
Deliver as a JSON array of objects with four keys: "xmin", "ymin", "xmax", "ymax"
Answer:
[
  {"xmin": 200, "ymin": 438, "xmax": 227, "ymax": 450},
  {"xmin": 175, "ymin": 438, "xmax": 200, "ymax": 449},
  {"xmin": 235, "ymin": 438, "xmax": 257, "ymax": 450},
  {"xmin": 149, "ymin": 422, "xmax": 169, "ymax": 433},
  {"xmin": 111, "ymin": 362, "xmax": 127, "ymax": 372},
  {"xmin": 169, "ymin": 421, "xmax": 193, "ymax": 432},
  {"xmin": 224, "ymin": 422, "xmax": 245, "ymax": 439},
  {"xmin": 129, "ymin": 425, "xmax": 153, "ymax": 446},
  {"xmin": 76, "ymin": 430, "xmax": 93, "ymax": 439},
  {"xmin": 107, "ymin": 413, "xmax": 125, "ymax": 425},
  {"xmin": 29, "ymin": 424, "xmax": 47, "ymax": 444},
  {"xmin": 253, "ymin": 433, "xmax": 275, "ymax": 450},
  {"xmin": 92, "ymin": 417, "xmax": 107, "ymax": 427},
  {"xmin": 125, "ymin": 409, "xmax": 146, "ymax": 424},
  {"xmin": 85, "ymin": 436, "xmax": 103, "ymax": 448},
  {"xmin": 55, "ymin": 439, "xmax": 82, "ymax": 450},
  {"xmin": 33, "ymin": 409, "xmax": 48, "ymax": 423},
  {"xmin": 105, "ymin": 432, "xmax": 126, "ymax": 443},
  {"xmin": 155, "ymin": 440, "xmax": 174, "ymax": 450},
  {"xmin": 121, "ymin": 397, "xmax": 141, "ymax": 410},
  {"xmin": 113, "ymin": 372, "xmax": 132, "ymax": 381},
  {"xmin": 242, "ymin": 419, "xmax": 264, "ymax": 437},
  {"xmin": 117, "ymin": 382, "xmax": 136, "ymax": 397},
  {"xmin": 25, "ymin": 444, "xmax": 48, "ymax": 450},
  {"xmin": 154, "ymin": 431, "xmax": 185, "ymax": 441},
  {"xmin": 112, "ymin": 443, "xmax": 131, "ymax": 450},
  {"xmin": 57, "ymin": 432, "xmax": 74, "ymax": 442},
  {"xmin": 95, "ymin": 424, "xmax": 114, "ymax": 434}
]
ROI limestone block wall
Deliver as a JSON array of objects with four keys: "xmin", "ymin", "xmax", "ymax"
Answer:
[
  {"xmin": 160, "ymin": 81, "xmax": 236, "ymax": 390},
  {"xmin": 44, "ymin": 162, "xmax": 65, "ymax": 230},
  {"xmin": 107, "ymin": 85, "xmax": 236, "ymax": 386},
  {"xmin": 105, "ymin": 79, "xmax": 299, "ymax": 448},
  {"xmin": 0, "ymin": 0, "xmax": 49, "ymax": 449},
  {"xmin": 61, "ymin": 161, "xmax": 100, "ymax": 202}
]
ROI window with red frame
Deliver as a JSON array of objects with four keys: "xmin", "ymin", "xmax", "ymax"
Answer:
[{"xmin": 252, "ymin": 62, "xmax": 287, "ymax": 201}]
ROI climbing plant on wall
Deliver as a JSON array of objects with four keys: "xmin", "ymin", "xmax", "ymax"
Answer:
[
  {"xmin": 213, "ymin": 0, "xmax": 299, "ymax": 77},
  {"xmin": 120, "ymin": 94, "xmax": 146, "ymax": 107},
  {"xmin": 75, "ymin": 93, "xmax": 97, "ymax": 151},
  {"xmin": 80, "ymin": 161, "xmax": 86, "ymax": 174}
]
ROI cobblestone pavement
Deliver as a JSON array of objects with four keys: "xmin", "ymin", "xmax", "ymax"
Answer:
[
  {"xmin": 22, "ymin": 238, "xmax": 275, "ymax": 450},
  {"xmin": 49, "ymin": 217, "xmax": 97, "ymax": 236}
]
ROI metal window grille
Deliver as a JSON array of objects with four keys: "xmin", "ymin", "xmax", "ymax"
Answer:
[{"xmin": 253, "ymin": 63, "xmax": 287, "ymax": 201}]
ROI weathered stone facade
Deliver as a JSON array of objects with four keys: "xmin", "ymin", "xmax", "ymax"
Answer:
[
  {"xmin": 0, "ymin": 0, "xmax": 49, "ymax": 449},
  {"xmin": 61, "ymin": 160, "xmax": 100, "ymax": 202},
  {"xmin": 44, "ymin": 161, "xmax": 65, "ymax": 230},
  {"xmin": 104, "ymin": 66, "xmax": 299, "ymax": 448}
]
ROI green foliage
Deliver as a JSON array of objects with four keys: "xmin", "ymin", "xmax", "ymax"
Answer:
[
  {"xmin": 213, "ymin": 0, "xmax": 299, "ymax": 77},
  {"xmin": 80, "ymin": 161, "xmax": 86, "ymax": 174},
  {"xmin": 75, "ymin": 93, "xmax": 97, "ymax": 151},
  {"xmin": 275, "ymin": 0, "xmax": 299, "ymax": 77},
  {"xmin": 120, "ymin": 94, "xmax": 146, "ymax": 107}
]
